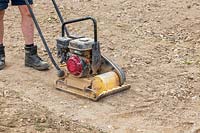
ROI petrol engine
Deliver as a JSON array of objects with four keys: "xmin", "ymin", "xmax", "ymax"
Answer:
[{"xmin": 57, "ymin": 37, "xmax": 94, "ymax": 77}]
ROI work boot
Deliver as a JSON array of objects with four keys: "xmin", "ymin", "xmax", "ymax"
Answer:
[
  {"xmin": 0, "ymin": 45, "xmax": 5, "ymax": 70},
  {"xmin": 25, "ymin": 45, "xmax": 49, "ymax": 71}
]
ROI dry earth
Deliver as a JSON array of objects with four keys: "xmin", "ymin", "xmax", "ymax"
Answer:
[{"xmin": 1, "ymin": 0, "xmax": 200, "ymax": 132}]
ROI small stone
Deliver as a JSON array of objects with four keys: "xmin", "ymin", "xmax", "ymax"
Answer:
[
  {"xmin": 108, "ymin": 125, "xmax": 114, "ymax": 129},
  {"xmin": 187, "ymin": 5, "xmax": 191, "ymax": 9},
  {"xmin": 187, "ymin": 76, "xmax": 194, "ymax": 80}
]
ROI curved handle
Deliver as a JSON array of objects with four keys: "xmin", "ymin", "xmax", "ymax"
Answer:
[{"xmin": 62, "ymin": 16, "xmax": 98, "ymax": 43}]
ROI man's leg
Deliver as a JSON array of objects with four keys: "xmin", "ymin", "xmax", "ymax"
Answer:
[
  {"xmin": 17, "ymin": 5, "xmax": 49, "ymax": 71},
  {"xmin": 0, "ymin": 10, "xmax": 5, "ymax": 44},
  {"xmin": 18, "ymin": 5, "xmax": 34, "ymax": 45}
]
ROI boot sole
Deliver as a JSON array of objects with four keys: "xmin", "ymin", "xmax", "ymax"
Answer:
[
  {"xmin": 25, "ymin": 63, "xmax": 49, "ymax": 71},
  {"xmin": 0, "ymin": 64, "xmax": 5, "ymax": 70}
]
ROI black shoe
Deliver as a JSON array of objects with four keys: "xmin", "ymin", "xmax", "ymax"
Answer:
[
  {"xmin": 0, "ymin": 46, "xmax": 5, "ymax": 70},
  {"xmin": 25, "ymin": 45, "xmax": 49, "ymax": 71}
]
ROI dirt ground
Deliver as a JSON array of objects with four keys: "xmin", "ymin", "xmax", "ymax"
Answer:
[{"xmin": 1, "ymin": 0, "xmax": 200, "ymax": 132}]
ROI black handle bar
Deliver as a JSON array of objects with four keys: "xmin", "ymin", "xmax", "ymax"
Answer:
[{"xmin": 62, "ymin": 16, "xmax": 98, "ymax": 43}]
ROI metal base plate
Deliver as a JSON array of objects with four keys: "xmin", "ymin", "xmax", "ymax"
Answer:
[{"xmin": 56, "ymin": 78, "xmax": 131, "ymax": 101}]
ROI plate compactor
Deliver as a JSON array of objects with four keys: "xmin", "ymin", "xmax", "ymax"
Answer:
[{"xmin": 25, "ymin": 0, "xmax": 131, "ymax": 101}]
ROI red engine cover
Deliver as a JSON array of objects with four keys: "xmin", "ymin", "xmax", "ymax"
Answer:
[{"xmin": 66, "ymin": 55, "xmax": 83, "ymax": 76}]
